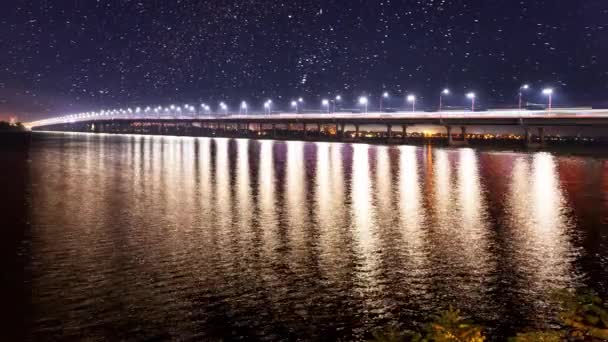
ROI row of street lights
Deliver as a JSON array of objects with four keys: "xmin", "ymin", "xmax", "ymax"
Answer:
[
  {"xmin": 310, "ymin": 86, "xmax": 552, "ymax": 114},
  {"xmin": 34, "ymin": 86, "xmax": 556, "ymax": 127}
]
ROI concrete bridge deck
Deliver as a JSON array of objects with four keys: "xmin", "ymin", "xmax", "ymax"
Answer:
[{"xmin": 28, "ymin": 109, "xmax": 608, "ymax": 147}]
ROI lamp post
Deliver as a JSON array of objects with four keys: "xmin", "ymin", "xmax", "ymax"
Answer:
[
  {"xmin": 322, "ymin": 99, "xmax": 330, "ymax": 113},
  {"xmin": 240, "ymin": 101, "xmax": 248, "ymax": 115},
  {"xmin": 439, "ymin": 88, "xmax": 450, "ymax": 112},
  {"xmin": 264, "ymin": 100, "xmax": 272, "ymax": 115},
  {"xmin": 542, "ymin": 88, "xmax": 553, "ymax": 111},
  {"xmin": 380, "ymin": 92, "xmax": 389, "ymax": 112},
  {"xmin": 219, "ymin": 102, "xmax": 228, "ymax": 115},
  {"xmin": 519, "ymin": 84, "xmax": 530, "ymax": 110},
  {"xmin": 359, "ymin": 96, "xmax": 368, "ymax": 114},
  {"xmin": 334, "ymin": 95, "xmax": 342, "ymax": 112},
  {"xmin": 407, "ymin": 94, "xmax": 416, "ymax": 112},
  {"xmin": 466, "ymin": 92, "xmax": 476, "ymax": 111},
  {"xmin": 291, "ymin": 100, "xmax": 298, "ymax": 113}
]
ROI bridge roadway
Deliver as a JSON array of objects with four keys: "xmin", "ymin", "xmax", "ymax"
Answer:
[{"xmin": 30, "ymin": 109, "xmax": 608, "ymax": 147}]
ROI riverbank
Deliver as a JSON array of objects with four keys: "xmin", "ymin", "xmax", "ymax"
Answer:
[{"xmin": 0, "ymin": 131, "xmax": 31, "ymax": 149}]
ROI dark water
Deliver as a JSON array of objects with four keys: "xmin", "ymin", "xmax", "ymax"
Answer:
[{"xmin": 4, "ymin": 132, "xmax": 608, "ymax": 340}]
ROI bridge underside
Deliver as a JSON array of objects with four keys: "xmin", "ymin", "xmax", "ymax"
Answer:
[{"xmin": 32, "ymin": 117, "xmax": 608, "ymax": 148}]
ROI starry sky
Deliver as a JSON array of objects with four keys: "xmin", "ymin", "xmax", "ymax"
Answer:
[{"xmin": 1, "ymin": 0, "xmax": 607, "ymax": 121}]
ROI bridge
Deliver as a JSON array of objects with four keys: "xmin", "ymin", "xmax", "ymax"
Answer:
[{"xmin": 28, "ymin": 109, "xmax": 608, "ymax": 147}]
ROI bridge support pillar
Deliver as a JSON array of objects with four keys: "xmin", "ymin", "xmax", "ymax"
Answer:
[
  {"xmin": 402, "ymin": 125, "xmax": 408, "ymax": 141},
  {"xmin": 339, "ymin": 123, "xmax": 345, "ymax": 141},
  {"xmin": 303, "ymin": 123, "xmax": 308, "ymax": 139},
  {"xmin": 387, "ymin": 124, "xmax": 393, "ymax": 142},
  {"xmin": 461, "ymin": 126, "xmax": 469, "ymax": 145},
  {"xmin": 446, "ymin": 126, "xmax": 453, "ymax": 145},
  {"xmin": 272, "ymin": 124, "xmax": 277, "ymax": 138},
  {"xmin": 538, "ymin": 127, "xmax": 545, "ymax": 146},
  {"xmin": 354, "ymin": 124, "xmax": 360, "ymax": 139}
]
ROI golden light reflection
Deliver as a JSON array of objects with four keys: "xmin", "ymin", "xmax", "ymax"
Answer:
[
  {"xmin": 285, "ymin": 141, "xmax": 308, "ymax": 260},
  {"xmin": 398, "ymin": 146, "xmax": 428, "ymax": 276},
  {"xmin": 374, "ymin": 146, "xmax": 393, "ymax": 220},
  {"xmin": 352, "ymin": 144, "xmax": 375, "ymax": 249},
  {"xmin": 456, "ymin": 149, "xmax": 489, "ymax": 260},
  {"xmin": 432, "ymin": 149, "xmax": 453, "ymax": 226},
  {"xmin": 530, "ymin": 153, "xmax": 575, "ymax": 283},
  {"xmin": 315, "ymin": 142, "xmax": 348, "ymax": 282},
  {"xmin": 259, "ymin": 140, "xmax": 278, "ymax": 254},
  {"xmin": 506, "ymin": 153, "xmax": 577, "ymax": 313},
  {"xmin": 236, "ymin": 139, "xmax": 253, "ymax": 236},
  {"xmin": 454, "ymin": 149, "xmax": 493, "ymax": 296},
  {"xmin": 214, "ymin": 138, "xmax": 232, "ymax": 230},
  {"xmin": 315, "ymin": 143, "xmax": 332, "ymax": 230},
  {"xmin": 351, "ymin": 144, "xmax": 380, "ymax": 300}
]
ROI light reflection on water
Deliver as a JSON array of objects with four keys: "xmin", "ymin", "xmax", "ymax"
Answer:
[{"xmin": 24, "ymin": 133, "xmax": 608, "ymax": 340}]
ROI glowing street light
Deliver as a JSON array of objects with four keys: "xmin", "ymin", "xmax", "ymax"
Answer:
[
  {"xmin": 291, "ymin": 100, "xmax": 298, "ymax": 112},
  {"xmin": 264, "ymin": 100, "xmax": 272, "ymax": 115},
  {"xmin": 219, "ymin": 102, "xmax": 228, "ymax": 115},
  {"xmin": 380, "ymin": 91, "xmax": 389, "ymax": 112},
  {"xmin": 542, "ymin": 88, "xmax": 553, "ymax": 110},
  {"xmin": 359, "ymin": 96, "xmax": 368, "ymax": 114},
  {"xmin": 334, "ymin": 95, "xmax": 342, "ymax": 112},
  {"xmin": 321, "ymin": 99, "xmax": 330, "ymax": 113},
  {"xmin": 240, "ymin": 101, "xmax": 248, "ymax": 115},
  {"xmin": 466, "ymin": 92, "xmax": 476, "ymax": 111},
  {"xmin": 407, "ymin": 94, "xmax": 416, "ymax": 112},
  {"xmin": 519, "ymin": 84, "xmax": 530, "ymax": 110},
  {"xmin": 439, "ymin": 88, "xmax": 450, "ymax": 112}
]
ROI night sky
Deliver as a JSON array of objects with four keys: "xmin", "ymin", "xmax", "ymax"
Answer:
[{"xmin": 2, "ymin": 1, "xmax": 607, "ymax": 121}]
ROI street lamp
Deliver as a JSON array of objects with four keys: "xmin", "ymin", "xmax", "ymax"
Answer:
[
  {"xmin": 334, "ymin": 95, "xmax": 342, "ymax": 112},
  {"xmin": 380, "ymin": 92, "xmax": 389, "ymax": 112},
  {"xmin": 519, "ymin": 84, "xmax": 530, "ymax": 110},
  {"xmin": 322, "ymin": 99, "xmax": 330, "ymax": 113},
  {"xmin": 407, "ymin": 94, "xmax": 416, "ymax": 112},
  {"xmin": 219, "ymin": 102, "xmax": 228, "ymax": 115},
  {"xmin": 542, "ymin": 88, "xmax": 553, "ymax": 111},
  {"xmin": 291, "ymin": 100, "xmax": 298, "ymax": 112},
  {"xmin": 241, "ymin": 101, "xmax": 248, "ymax": 115},
  {"xmin": 466, "ymin": 92, "xmax": 476, "ymax": 111},
  {"xmin": 439, "ymin": 88, "xmax": 450, "ymax": 112},
  {"xmin": 264, "ymin": 100, "xmax": 272, "ymax": 115},
  {"xmin": 358, "ymin": 96, "xmax": 368, "ymax": 114}
]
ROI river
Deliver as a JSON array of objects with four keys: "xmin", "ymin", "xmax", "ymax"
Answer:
[{"xmin": 3, "ymin": 132, "xmax": 607, "ymax": 340}]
